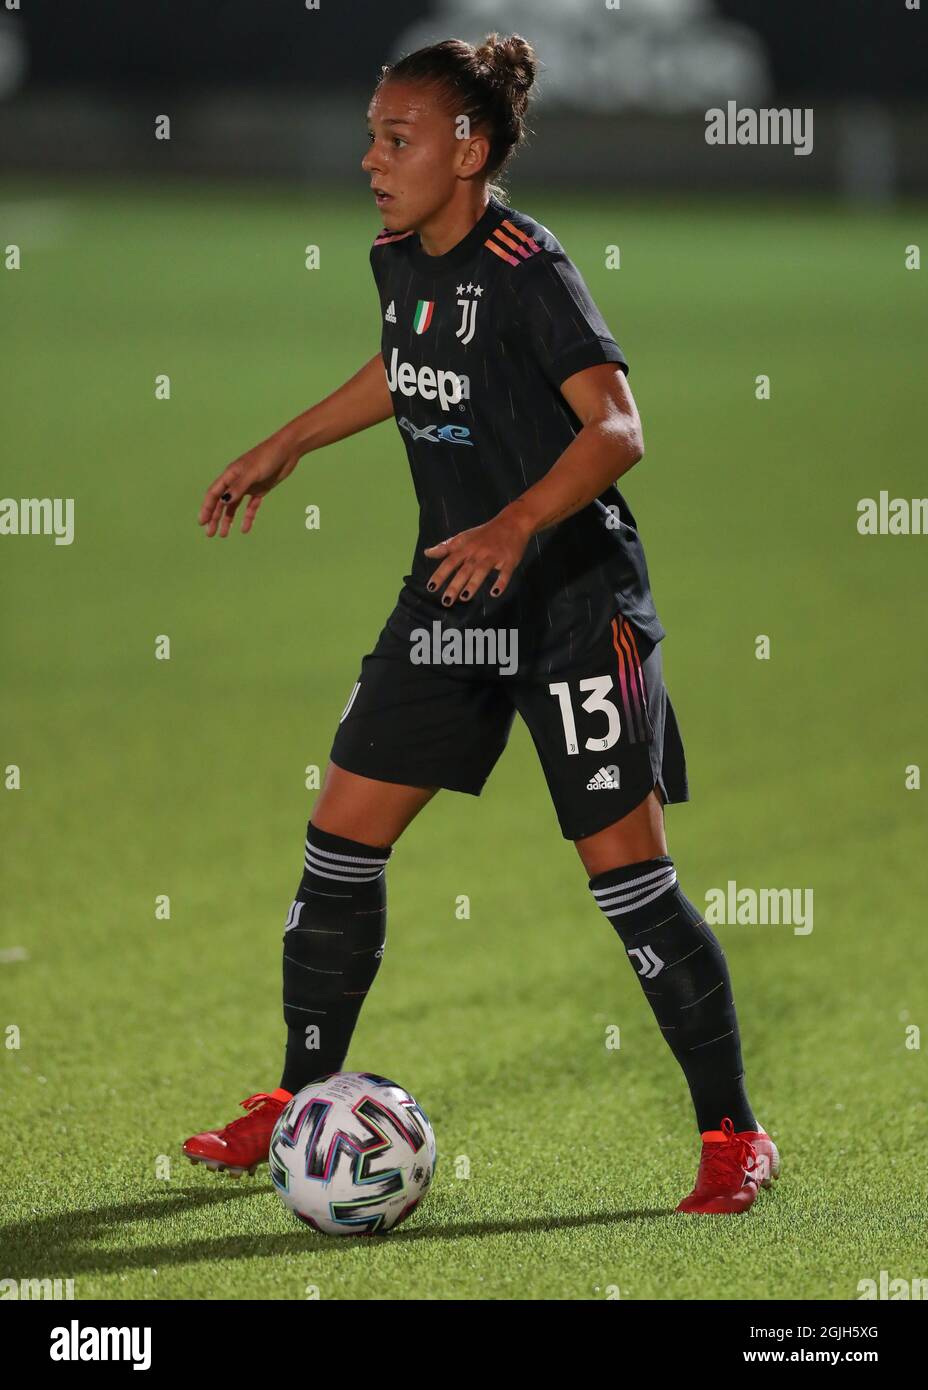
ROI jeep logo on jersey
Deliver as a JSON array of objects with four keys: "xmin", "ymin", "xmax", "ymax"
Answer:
[{"xmin": 385, "ymin": 347, "xmax": 469, "ymax": 412}]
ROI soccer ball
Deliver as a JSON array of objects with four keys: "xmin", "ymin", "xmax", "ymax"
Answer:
[{"xmin": 269, "ymin": 1071, "xmax": 438, "ymax": 1235}]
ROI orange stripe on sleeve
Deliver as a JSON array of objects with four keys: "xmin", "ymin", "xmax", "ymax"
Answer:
[{"xmin": 485, "ymin": 238, "xmax": 519, "ymax": 265}]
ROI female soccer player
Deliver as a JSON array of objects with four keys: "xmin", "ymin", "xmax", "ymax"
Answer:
[{"xmin": 185, "ymin": 34, "xmax": 779, "ymax": 1214}]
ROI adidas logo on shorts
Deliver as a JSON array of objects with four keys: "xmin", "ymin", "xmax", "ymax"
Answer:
[{"xmin": 587, "ymin": 766, "xmax": 620, "ymax": 790}]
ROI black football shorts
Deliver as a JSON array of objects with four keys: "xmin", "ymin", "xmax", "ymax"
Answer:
[{"xmin": 329, "ymin": 609, "xmax": 689, "ymax": 841}]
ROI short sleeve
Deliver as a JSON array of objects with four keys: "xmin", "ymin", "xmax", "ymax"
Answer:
[
  {"xmin": 369, "ymin": 243, "xmax": 382, "ymax": 296},
  {"xmin": 508, "ymin": 252, "xmax": 628, "ymax": 388}
]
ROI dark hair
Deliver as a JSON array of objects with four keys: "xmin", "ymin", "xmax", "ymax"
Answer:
[{"xmin": 378, "ymin": 33, "xmax": 537, "ymax": 195}]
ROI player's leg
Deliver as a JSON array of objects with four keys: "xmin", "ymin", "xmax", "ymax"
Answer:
[
  {"xmin": 574, "ymin": 783, "xmax": 667, "ymax": 874},
  {"xmin": 574, "ymin": 779, "xmax": 758, "ymax": 1134},
  {"xmin": 276, "ymin": 650, "xmax": 512, "ymax": 1103},
  {"xmin": 581, "ymin": 798, "xmax": 779, "ymax": 1211},
  {"xmin": 311, "ymin": 761, "xmax": 436, "ymax": 843},
  {"xmin": 516, "ymin": 614, "xmax": 777, "ymax": 1211},
  {"xmin": 182, "ymin": 765, "xmax": 434, "ymax": 1177},
  {"xmin": 184, "ymin": 635, "xmax": 514, "ymax": 1176},
  {"xmin": 277, "ymin": 762, "xmax": 436, "ymax": 1101},
  {"xmin": 278, "ymin": 640, "xmax": 512, "ymax": 1086}
]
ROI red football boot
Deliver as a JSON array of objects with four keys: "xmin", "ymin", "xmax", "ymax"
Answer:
[
  {"xmin": 183, "ymin": 1088, "xmax": 292, "ymax": 1178},
  {"xmin": 739, "ymin": 1126, "xmax": 781, "ymax": 1189},
  {"xmin": 676, "ymin": 1116, "xmax": 761, "ymax": 1214}
]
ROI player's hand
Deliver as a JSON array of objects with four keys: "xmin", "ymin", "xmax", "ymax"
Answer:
[
  {"xmin": 423, "ymin": 505, "xmax": 534, "ymax": 605},
  {"xmin": 199, "ymin": 434, "xmax": 301, "ymax": 537}
]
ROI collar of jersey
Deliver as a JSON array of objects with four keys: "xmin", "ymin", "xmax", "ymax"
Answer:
[{"xmin": 406, "ymin": 194, "xmax": 508, "ymax": 276}]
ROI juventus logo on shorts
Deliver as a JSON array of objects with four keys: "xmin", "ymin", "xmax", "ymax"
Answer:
[{"xmin": 455, "ymin": 297, "xmax": 478, "ymax": 345}]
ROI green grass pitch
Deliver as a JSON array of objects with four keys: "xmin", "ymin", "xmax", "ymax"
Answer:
[{"xmin": 2, "ymin": 180, "xmax": 926, "ymax": 1300}]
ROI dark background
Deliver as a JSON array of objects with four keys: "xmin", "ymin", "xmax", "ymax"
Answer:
[
  {"xmin": 9, "ymin": 0, "xmax": 925, "ymax": 96},
  {"xmin": 1, "ymin": 0, "xmax": 924, "ymax": 191}
]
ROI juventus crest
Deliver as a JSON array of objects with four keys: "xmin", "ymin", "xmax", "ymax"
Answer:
[{"xmin": 454, "ymin": 282, "xmax": 483, "ymax": 345}]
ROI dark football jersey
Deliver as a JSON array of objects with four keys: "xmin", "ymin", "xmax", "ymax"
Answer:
[{"xmin": 370, "ymin": 192, "xmax": 664, "ymax": 679}]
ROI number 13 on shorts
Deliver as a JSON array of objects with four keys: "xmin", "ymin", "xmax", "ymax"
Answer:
[{"xmin": 548, "ymin": 677, "xmax": 622, "ymax": 755}]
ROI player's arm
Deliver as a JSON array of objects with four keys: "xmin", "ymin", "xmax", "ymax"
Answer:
[
  {"xmin": 507, "ymin": 363, "xmax": 643, "ymax": 533},
  {"xmin": 199, "ymin": 352, "xmax": 393, "ymax": 538},
  {"xmin": 425, "ymin": 362, "xmax": 643, "ymax": 604}
]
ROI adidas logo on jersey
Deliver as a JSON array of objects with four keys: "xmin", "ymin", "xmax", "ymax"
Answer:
[
  {"xmin": 385, "ymin": 299, "xmax": 397, "ymax": 324},
  {"xmin": 587, "ymin": 766, "xmax": 620, "ymax": 790}
]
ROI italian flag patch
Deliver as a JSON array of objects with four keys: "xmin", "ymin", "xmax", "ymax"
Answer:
[{"xmin": 413, "ymin": 299, "xmax": 435, "ymax": 334}]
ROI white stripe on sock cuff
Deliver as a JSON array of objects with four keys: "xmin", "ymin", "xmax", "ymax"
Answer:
[
  {"xmin": 593, "ymin": 869, "xmax": 677, "ymax": 911},
  {"xmin": 304, "ymin": 854, "xmax": 386, "ymax": 884},
  {"xmin": 593, "ymin": 868, "xmax": 676, "ymax": 907},
  {"xmin": 597, "ymin": 884, "xmax": 677, "ymax": 917},
  {"xmin": 594, "ymin": 872, "xmax": 675, "ymax": 917},
  {"xmin": 305, "ymin": 848, "xmax": 387, "ymax": 875},
  {"xmin": 591, "ymin": 863, "xmax": 675, "ymax": 899},
  {"xmin": 304, "ymin": 839, "xmax": 391, "ymax": 867}
]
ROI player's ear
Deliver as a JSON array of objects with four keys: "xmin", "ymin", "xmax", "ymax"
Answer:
[{"xmin": 457, "ymin": 130, "xmax": 491, "ymax": 178}]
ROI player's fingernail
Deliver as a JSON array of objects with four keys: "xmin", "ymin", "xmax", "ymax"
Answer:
[
  {"xmin": 442, "ymin": 595, "xmax": 453, "ymax": 606},
  {"xmin": 221, "ymin": 491, "xmax": 232, "ymax": 502},
  {"xmin": 427, "ymin": 582, "xmax": 436, "ymax": 592},
  {"xmin": 490, "ymin": 587, "xmax": 500, "ymax": 597},
  {"xmin": 460, "ymin": 590, "xmax": 470, "ymax": 600}
]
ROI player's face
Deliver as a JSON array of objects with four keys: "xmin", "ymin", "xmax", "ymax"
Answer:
[{"xmin": 363, "ymin": 80, "xmax": 470, "ymax": 230}]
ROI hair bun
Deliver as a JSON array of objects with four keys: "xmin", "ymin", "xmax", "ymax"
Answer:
[{"xmin": 475, "ymin": 32, "xmax": 537, "ymax": 99}]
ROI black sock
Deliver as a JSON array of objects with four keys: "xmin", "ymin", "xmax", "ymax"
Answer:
[
  {"xmin": 279, "ymin": 822, "xmax": 390, "ymax": 1095},
  {"xmin": 589, "ymin": 857, "xmax": 756, "ymax": 1134}
]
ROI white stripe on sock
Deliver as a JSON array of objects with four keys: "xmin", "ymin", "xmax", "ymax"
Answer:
[
  {"xmin": 592, "ymin": 864, "xmax": 675, "ymax": 898},
  {"xmin": 601, "ymin": 877, "xmax": 679, "ymax": 916},
  {"xmin": 304, "ymin": 853, "xmax": 385, "ymax": 883},
  {"xmin": 594, "ymin": 869, "xmax": 677, "ymax": 912},
  {"xmin": 305, "ymin": 840, "xmax": 390, "ymax": 867}
]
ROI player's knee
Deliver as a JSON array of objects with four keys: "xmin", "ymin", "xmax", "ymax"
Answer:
[{"xmin": 297, "ymin": 820, "xmax": 391, "ymax": 896}]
